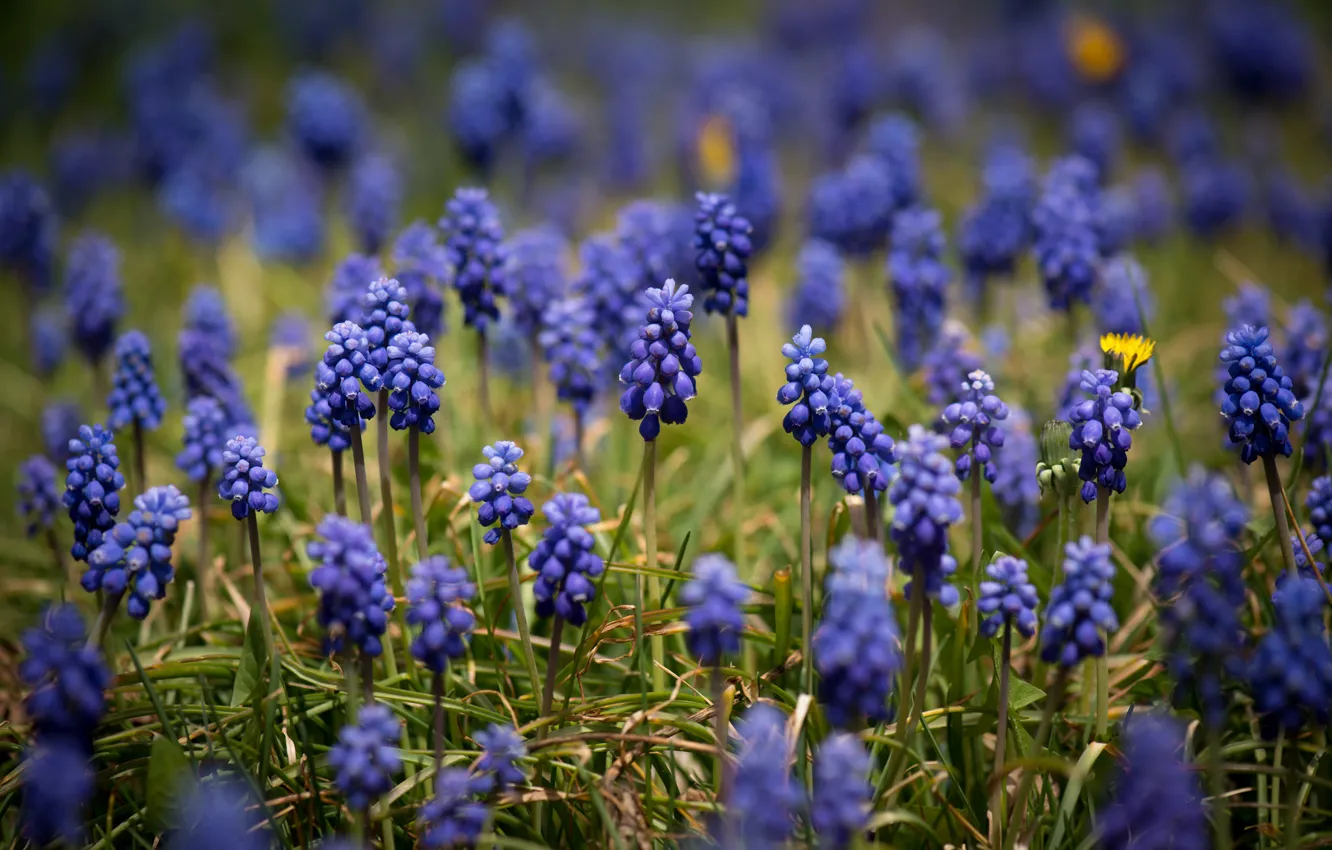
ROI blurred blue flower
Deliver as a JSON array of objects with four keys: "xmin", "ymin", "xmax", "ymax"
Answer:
[
  {"xmin": 0, "ymin": 170, "xmax": 56, "ymax": 291},
  {"xmin": 1097, "ymin": 714, "xmax": 1208, "ymax": 850},
  {"xmin": 406, "ymin": 556, "xmax": 475, "ymax": 674},
  {"xmin": 21, "ymin": 741, "xmax": 93, "ymax": 848},
  {"xmin": 1249, "ymin": 576, "xmax": 1332, "ymax": 737},
  {"xmin": 888, "ymin": 206, "xmax": 949, "ymax": 373},
  {"xmin": 978, "ymin": 555, "xmax": 1039, "ymax": 638},
  {"xmin": 1131, "ymin": 168, "xmax": 1173, "ymax": 243},
  {"xmin": 1180, "ymin": 158, "xmax": 1248, "ymax": 239},
  {"xmin": 168, "ymin": 781, "xmax": 269, "ymax": 850},
  {"xmin": 326, "ymin": 253, "xmax": 382, "ymax": 327},
  {"xmin": 244, "ymin": 147, "xmax": 326, "ymax": 264},
  {"xmin": 447, "ymin": 61, "xmax": 506, "ymax": 177},
  {"xmin": 17, "ymin": 455, "xmax": 59, "ymax": 538},
  {"xmin": 43, "ymin": 401, "xmax": 82, "ymax": 462},
  {"xmin": 578, "ymin": 233, "xmax": 640, "ymax": 364},
  {"xmin": 1039, "ymin": 537, "xmax": 1118, "ymax": 667},
  {"xmin": 808, "ymin": 156, "xmax": 894, "ymax": 258},
  {"xmin": 811, "ymin": 733, "xmax": 871, "ymax": 850},
  {"xmin": 392, "ymin": 221, "xmax": 450, "ymax": 339},
  {"xmin": 441, "ymin": 188, "xmax": 508, "ymax": 332},
  {"xmin": 286, "ymin": 70, "xmax": 365, "ymax": 171},
  {"xmin": 474, "ymin": 723, "xmax": 528, "ymax": 792},
  {"xmin": 1280, "ymin": 299, "xmax": 1327, "ymax": 401},
  {"xmin": 863, "ymin": 113, "xmax": 921, "ymax": 209},
  {"xmin": 176, "ymin": 396, "xmax": 230, "ymax": 483},
  {"xmin": 1032, "ymin": 157, "xmax": 1099, "ymax": 311},
  {"xmin": 922, "ymin": 323, "xmax": 982, "ymax": 407},
  {"xmin": 787, "ymin": 239, "xmax": 845, "ymax": 333},
  {"xmin": 1066, "ymin": 101, "xmax": 1121, "ymax": 180},
  {"xmin": 64, "ymin": 232, "xmax": 123, "ymax": 365},
  {"xmin": 992, "ymin": 407, "xmax": 1041, "ymax": 537},
  {"xmin": 20, "ymin": 603, "xmax": 109, "ymax": 742},
  {"xmin": 890, "ymin": 425, "xmax": 963, "ymax": 605},
  {"xmin": 270, "ymin": 311, "xmax": 313, "ymax": 378},
  {"xmin": 504, "ymin": 225, "xmax": 568, "ymax": 337},
  {"xmin": 681, "ymin": 553, "xmax": 750, "ymax": 666},
  {"xmin": 539, "ymin": 296, "xmax": 602, "ymax": 418},
  {"xmin": 345, "ymin": 152, "xmax": 400, "ymax": 255},
  {"xmin": 726, "ymin": 704, "xmax": 799, "ymax": 849},
  {"xmin": 1094, "ymin": 255, "xmax": 1153, "ymax": 336},
  {"xmin": 1310, "ymin": 476, "xmax": 1332, "ymax": 544},
  {"xmin": 30, "ymin": 309, "xmax": 66, "ymax": 377},
  {"xmin": 418, "ymin": 768, "xmax": 490, "ymax": 849},
  {"xmin": 309, "ymin": 515, "xmax": 394, "ymax": 657},
  {"xmin": 330, "ymin": 704, "xmax": 402, "ymax": 811}
]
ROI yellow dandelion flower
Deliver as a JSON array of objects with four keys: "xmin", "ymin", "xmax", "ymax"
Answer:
[
  {"xmin": 1100, "ymin": 333, "xmax": 1156, "ymax": 376},
  {"xmin": 696, "ymin": 114, "xmax": 736, "ymax": 188},
  {"xmin": 1065, "ymin": 14, "xmax": 1124, "ymax": 84}
]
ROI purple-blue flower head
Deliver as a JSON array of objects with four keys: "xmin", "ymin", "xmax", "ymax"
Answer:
[
  {"xmin": 1096, "ymin": 714, "xmax": 1209, "ymax": 850},
  {"xmin": 359, "ymin": 276, "xmax": 414, "ymax": 373},
  {"xmin": 318, "ymin": 321, "xmax": 383, "ymax": 427},
  {"xmin": 680, "ymin": 553, "xmax": 750, "ymax": 667},
  {"xmin": 616, "ymin": 200, "xmax": 688, "ymax": 294},
  {"xmin": 941, "ymin": 369, "xmax": 1009, "ymax": 483},
  {"xmin": 85, "ymin": 485, "xmax": 191, "ymax": 619},
  {"xmin": 448, "ymin": 60, "xmax": 506, "ymax": 176},
  {"xmin": 1066, "ymin": 101, "xmax": 1121, "ymax": 180},
  {"xmin": 441, "ymin": 188, "xmax": 507, "ymax": 332},
  {"xmin": 44, "ymin": 401, "xmax": 82, "ymax": 462},
  {"xmin": 305, "ymin": 382, "xmax": 356, "ymax": 453},
  {"xmin": 0, "ymin": 170, "xmax": 56, "ymax": 291},
  {"xmin": 1032, "ymin": 157, "xmax": 1100, "ymax": 312},
  {"xmin": 957, "ymin": 193, "xmax": 1028, "ymax": 297},
  {"xmin": 1291, "ymin": 532, "xmax": 1326, "ymax": 582},
  {"xmin": 1249, "ymin": 576, "xmax": 1332, "ymax": 737},
  {"xmin": 726, "ymin": 704, "xmax": 799, "ymax": 849},
  {"xmin": 922, "ymin": 322, "xmax": 982, "ymax": 407},
  {"xmin": 1280, "ymin": 299, "xmax": 1327, "ymax": 401},
  {"xmin": 890, "ymin": 425, "xmax": 963, "ymax": 605},
  {"xmin": 183, "ymin": 285, "xmax": 237, "ymax": 362},
  {"xmin": 30, "ymin": 309, "xmax": 66, "ymax": 378},
  {"xmin": 418, "ymin": 768, "xmax": 490, "ymax": 849},
  {"xmin": 1094, "ymin": 255, "xmax": 1154, "ymax": 336},
  {"xmin": 63, "ymin": 424, "xmax": 125, "ymax": 563},
  {"xmin": 826, "ymin": 374, "xmax": 897, "ymax": 496},
  {"xmin": 1095, "ymin": 186, "xmax": 1136, "ymax": 257},
  {"xmin": 977, "ymin": 555, "xmax": 1039, "ymax": 639},
  {"xmin": 17, "ymin": 455, "xmax": 59, "ymax": 538},
  {"xmin": 21, "ymin": 741, "xmax": 94, "ymax": 847},
  {"xmin": 308, "ymin": 515, "xmax": 395, "ymax": 657},
  {"xmin": 1039, "ymin": 537, "xmax": 1119, "ymax": 667},
  {"xmin": 1309, "ymin": 476, "xmax": 1332, "ymax": 544},
  {"xmin": 64, "ymin": 232, "xmax": 123, "ymax": 364},
  {"xmin": 888, "ymin": 206, "xmax": 949, "ymax": 373},
  {"xmin": 992, "ymin": 407, "xmax": 1041, "ymax": 538},
  {"xmin": 1068, "ymin": 369, "xmax": 1143, "ymax": 502},
  {"xmin": 345, "ymin": 152, "xmax": 400, "ymax": 255},
  {"xmin": 811, "ymin": 733, "xmax": 871, "ymax": 850},
  {"xmin": 618, "ymin": 279, "xmax": 702, "ymax": 442},
  {"xmin": 813, "ymin": 537, "xmax": 900, "ymax": 728},
  {"xmin": 863, "ymin": 113, "xmax": 922, "ymax": 209},
  {"xmin": 730, "ymin": 142, "xmax": 780, "ymax": 255},
  {"xmin": 392, "ymin": 221, "xmax": 450, "ymax": 339},
  {"xmin": 504, "ymin": 225, "xmax": 568, "ymax": 336},
  {"xmin": 167, "ymin": 781, "xmax": 270, "ymax": 850},
  {"xmin": 330, "ymin": 703, "xmax": 402, "ymax": 811},
  {"xmin": 807, "ymin": 156, "xmax": 894, "ymax": 258},
  {"xmin": 326, "ymin": 253, "xmax": 382, "ymax": 327},
  {"xmin": 270, "ymin": 311, "xmax": 313, "ymax": 379},
  {"xmin": 468, "ymin": 441, "xmax": 535, "ymax": 545},
  {"xmin": 385, "ymin": 329, "xmax": 445, "ymax": 433},
  {"xmin": 787, "ymin": 239, "xmax": 845, "ymax": 333},
  {"xmin": 474, "ymin": 723, "xmax": 528, "ymax": 793},
  {"xmin": 539, "ymin": 296, "xmax": 603, "ymax": 417},
  {"xmin": 1131, "ymin": 168, "xmax": 1173, "ymax": 243},
  {"xmin": 693, "ymin": 192, "xmax": 753, "ymax": 317},
  {"xmin": 577, "ymin": 232, "xmax": 640, "ymax": 363},
  {"xmin": 176, "ymin": 396, "xmax": 230, "ymax": 482},
  {"xmin": 529, "ymin": 493, "xmax": 605, "ymax": 626},
  {"xmin": 1219, "ymin": 325, "xmax": 1304, "ymax": 463},
  {"xmin": 216, "ymin": 435, "xmax": 279, "ymax": 520},
  {"xmin": 1181, "ymin": 158, "xmax": 1248, "ymax": 239},
  {"xmin": 107, "ymin": 330, "xmax": 167, "ymax": 432},
  {"xmin": 20, "ymin": 603, "xmax": 109, "ymax": 741},
  {"xmin": 406, "ymin": 555, "xmax": 475, "ymax": 673},
  {"xmin": 244, "ymin": 146, "xmax": 326, "ymax": 264},
  {"xmin": 777, "ymin": 325, "xmax": 834, "ymax": 448},
  {"xmin": 286, "ymin": 70, "xmax": 365, "ymax": 172}
]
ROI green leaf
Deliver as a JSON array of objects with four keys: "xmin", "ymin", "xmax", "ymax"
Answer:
[
  {"xmin": 967, "ymin": 634, "xmax": 993, "ymax": 663},
  {"xmin": 991, "ymin": 641, "xmax": 1046, "ymax": 711},
  {"xmin": 231, "ymin": 606, "xmax": 268, "ymax": 708},
  {"xmin": 145, "ymin": 736, "xmax": 193, "ymax": 833}
]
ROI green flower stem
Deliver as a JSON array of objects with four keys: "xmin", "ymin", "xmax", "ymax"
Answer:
[
  {"xmin": 1272, "ymin": 729, "xmax": 1286, "ymax": 843},
  {"xmin": 574, "ymin": 411, "xmax": 586, "ymax": 472},
  {"xmin": 500, "ymin": 528, "xmax": 543, "ymax": 699},
  {"xmin": 350, "ymin": 424, "xmax": 374, "ymax": 526},
  {"xmin": 361, "ymin": 651, "xmax": 376, "ymax": 704},
  {"xmin": 409, "ymin": 428, "xmax": 428, "ymax": 562},
  {"xmin": 432, "ymin": 670, "xmax": 445, "ymax": 781},
  {"xmin": 1006, "ymin": 668, "xmax": 1069, "ymax": 848},
  {"xmin": 49, "ymin": 526, "xmax": 74, "ymax": 598},
  {"xmin": 990, "ymin": 622, "xmax": 1013, "ymax": 849},
  {"xmin": 196, "ymin": 475, "xmax": 214, "ymax": 621},
  {"xmin": 1094, "ymin": 486, "xmax": 1110, "ymax": 740},
  {"xmin": 247, "ymin": 514, "xmax": 274, "ymax": 653},
  {"xmin": 86, "ymin": 591, "xmax": 124, "ymax": 650},
  {"xmin": 971, "ymin": 471, "xmax": 983, "ymax": 580},
  {"xmin": 1261, "ymin": 454, "xmax": 1300, "ymax": 579},
  {"xmin": 726, "ymin": 311, "xmax": 745, "ymax": 575},
  {"xmin": 1206, "ymin": 723, "xmax": 1233, "ymax": 850},
  {"xmin": 376, "ymin": 391, "xmax": 404, "ymax": 597},
  {"xmin": 1286, "ymin": 746, "xmax": 1302, "ymax": 850},
  {"xmin": 643, "ymin": 438, "xmax": 665, "ymax": 693},
  {"xmin": 477, "ymin": 330, "xmax": 492, "ymax": 428},
  {"xmin": 332, "ymin": 449, "xmax": 347, "ymax": 517},
  {"xmin": 1094, "ymin": 486, "xmax": 1110, "ymax": 545},
  {"xmin": 864, "ymin": 486, "xmax": 881, "ymax": 545},
  {"xmin": 541, "ymin": 616, "xmax": 565, "ymax": 718},
  {"xmin": 799, "ymin": 445, "xmax": 814, "ymax": 698}
]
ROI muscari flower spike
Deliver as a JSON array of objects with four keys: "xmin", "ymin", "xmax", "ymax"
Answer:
[
  {"xmin": 1149, "ymin": 468, "xmax": 1249, "ymax": 727},
  {"xmin": 807, "ymin": 156, "xmax": 894, "ymax": 258},
  {"xmin": 440, "ymin": 187, "xmax": 507, "ymax": 332},
  {"xmin": 305, "ymin": 381, "xmax": 357, "ymax": 453},
  {"xmin": 0, "ymin": 169, "xmax": 56, "ymax": 290},
  {"xmin": 183, "ymin": 285, "xmax": 238, "ymax": 362},
  {"xmin": 941, "ymin": 369, "xmax": 1009, "ymax": 482},
  {"xmin": 392, "ymin": 221, "xmax": 450, "ymax": 340},
  {"xmin": 168, "ymin": 781, "xmax": 270, "ymax": 850},
  {"xmin": 85, "ymin": 485, "xmax": 191, "ymax": 620},
  {"xmin": 64, "ymin": 231, "xmax": 123, "ymax": 365},
  {"xmin": 63, "ymin": 424, "xmax": 125, "ymax": 563},
  {"xmin": 539, "ymin": 295, "xmax": 603, "ymax": 417},
  {"xmin": 993, "ymin": 408, "xmax": 1042, "ymax": 536},
  {"xmin": 888, "ymin": 205, "xmax": 950, "ymax": 374},
  {"xmin": 1039, "ymin": 537, "xmax": 1119, "ymax": 667},
  {"xmin": 474, "ymin": 723, "xmax": 528, "ymax": 793},
  {"xmin": 1068, "ymin": 369, "xmax": 1143, "ymax": 503},
  {"xmin": 216, "ymin": 435, "xmax": 279, "ymax": 520},
  {"xmin": 308, "ymin": 515, "xmax": 395, "ymax": 657},
  {"xmin": 285, "ymin": 70, "xmax": 365, "ymax": 172},
  {"xmin": 618, "ymin": 279, "xmax": 702, "ymax": 441},
  {"xmin": 826, "ymin": 373, "xmax": 897, "ymax": 496},
  {"xmin": 889, "ymin": 425, "xmax": 963, "ymax": 605},
  {"xmin": 1096, "ymin": 714, "xmax": 1209, "ymax": 850},
  {"xmin": 406, "ymin": 555, "xmax": 476, "ymax": 673},
  {"xmin": 504, "ymin": 225, "xmax": 568, "ymax": 337},
  {"xmin": 693, "ymin": 191, "xmax": 753, "ymax": 317},
  {"xmin": 418, "ymin": 768, "xmax": 490, "ymax": 849},
  {"xmin": 326, "ymin": 253, "xmax": 382, "ymax": 327},
  {"xmin": 1291, "ymin": 532, "xmax": 1326, "ymax": 581},
  {"xmin": 18, "ymin": 455, "xmax": 59, "ymax": 538},
  {"xmin": 777, "ymin": 325, "xmax": 834, "ymax": 447},
  {"xmin": 1032, "ymin": 156, "xmax": 1100, "ymax": 311},
  {"xmin": 922, "ymin": 322, "xmax": 982, "ymax": 407},
  {"xmin": 360, "ymin": 277, "xmax": 414, "ymax": 371},
  {"xmin": 811, "ymin": 733, "xmax": 871, "ymax": 850},
  {"xmin": 330, "ymin": 703, "xmax": 402, "ymax": 812},
  {"xmin": 20, "ymin": 603, "xmax": 109, "ymax": 742},
  {"xmin": 1310, "ymin": 476, "xmax": 1332, "ymax": 544},
  {"xmin": 31, "ymin": 309, "xmax": 66, "ymax": 377},
  {"xmin": 317, "ymin": 321, "xmax": 383, "ymax": 427},
  {"xmin": 385, "ymin": 329, "xmax": 445, "ymax": 433},
  {"xmin": 175, "ymin": 396, "xmax": 229, "ymax": 483},
  {"xmin": 1280, "ymin": 299, "xmax": 1327, "ymax": 401},
  {"xmin": 578, "ymin": 232, "xmax": 640, "ymax": 363},
  {"xmin": 345, "ymin": 152, "xmax": 400, "ymax": 255},
  {"xmin": 1094, "ymin": 255, "xmax": 1154, "ymax": 337},
  {"xmin": 1219, "ymin": 324, "xmax": 1304, "ymax": 463},
  {"xmin": 469, "ymin": 441, "xmax": 535, "ymax": 545},
  {"xmin": 813, "ymin": 537, "xmax": 901, "ymax": 728},
  {"xmin": 106, "ymin": 330, "xmax": 167, "ymax": 432},
  {"xmin": 21, "ymin": 740, "xmax": 94, "ymax": 848},
  {"xmin": 1249, "ymin": 575, "xmax": 1332, "ymax": 738},
  {"xmin": 680, "ymin": 554, "xmax": 750, "ymax": 667},
  {"xmin": 726, "ymin": 704, "xmax": 800, "ymax": 849},
  {"xmin": 529, "ymin": 493, "xmax": 605, "ymax": 626},
  {"xmin": 977, "ymin": 555, "xmax": 1039, "ymax": 639},
  {"xmin": 787, "ymin": 239, "xmax": 845, "ymax": 332}
]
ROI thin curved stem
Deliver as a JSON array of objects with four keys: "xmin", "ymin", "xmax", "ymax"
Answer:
[
  {"xmin": 196, "ymin": 475, "xmax": 213, "ymax": 620},
  {"xmin": 376, "ymin": 390, "xmax": 403, "ymax": 597},
  {"xmin": 409, "ymin": 428, "xmax": 428, "ymax": 562},
  {"xmin": 712, "ymin": 665, "xmax": 729, "ymax": 804},
  {"xmin": 350, "ymin": 425, "xmax": 373, "ymax": 526},
  {"xmin": 726, "ymin": 312, "xmax": 745, "ymax": 573},
  {"xmin": 132, "ymin": 420, "xmax": 146, "ymax": 498},
  {"xmin": 863, "ymin": 487, "xmax": 880, "ymax": 546},
  {"xmin": 332, "ymin": 450, "xmax": 346, "ymax": 517},
  {"xmin": 477, "ymin": 331, "xmax": 492, "ymax": 429},
  {"xmin": 799, "ymin": 445, "xmax": 814, "ymax": 698},
  {"xmin": 1207, "ymin": 723, "xmax": 1233, "ymax": 850},
  {"xmin": 433, "ymin": 670, "xmax": 445, "ymax": 780},
  {"xmin": 87, "ymin": 591, "xmax": 124, "ymax": 650},
  {"xmin": 541, "ymin": 616, "xmax": 565, "ymax": 718},
  {"xmin": 971, "ymin": 471, "xmax": 983, "ymax": 578},
  {"xmin": 643, "ymin": 439, "xmax": 664, "ymax": 692},
  {"xmin": 990, "ymin": 623, "xmax": 1013, "ymax": 848},
  {"xmin": 501, "ymin": 529, "xmax": 542, "ymax": 695},
  {"xmin": 1262, "ymin": 454, "xmax": 1299, "ymax": 579},
  {"xmin": 247, "ymin": 514, "xmax": 274, "ymax": 652}
]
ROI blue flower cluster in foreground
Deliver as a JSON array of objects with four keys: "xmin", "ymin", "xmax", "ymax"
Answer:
[
  {"xmin": 529, "ymin": 493, "xmax": 604, "ymax": 625},
  {"xmin": 85, "ymin": 485, "xmax": 191, "ymax": 619},
  {"xmin": 890, "ymin": 425, "xmax": 962, "ymax": 605},
  {"xmin": 681, "ymin": 554, "xmax": 750, "ymax": 667},
  {"xmin": 618, "ymin": 279, "xmax": 702, "ymax": 441},
  {"xmin": 1040, "ymin": 537, "xmax": 1119, "ymax": 667},
  {"xmin": 469, "ymin": 441, "xmax": 535, "ymax": 544},
  {"xmin": 1219, "ymin": 325, "xmax": 1305, "ymax": 463},
  {"xmin": 329, "ymin": 704, "xmax": 402, "ymax": 811}
]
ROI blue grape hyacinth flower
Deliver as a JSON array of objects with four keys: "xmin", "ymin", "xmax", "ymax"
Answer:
[
  {"xmin": 308, "ymin": 515, "xmax": 395, "ymax": 657},
  {"xmin": 20, "ymin": 740, "xmax": 94, "ymax": 848},
  {"xmin": 63, "ymin": 424, "xmax": 125, "ymax": 563},
  {"xmin": 392, "ymin": 221, "xmax": 450, "ymax": 340},
  {"xmin": 726, "ymin": 704, "xmax": 800, "ymax": 849},
  {"xmin": 888, "ymin": 206, "xmax": 950, "ymax": 373},
  {"xmin": 539, "ymin": 295, "xmax": 602, "ymax": 418},
  {"xmin": 167, "ymin": 782, "xmax": 270, "ymax": 850},
  {"xmin": 786, "ymin": 239, "xmax": 845, "ymax": 332},
  {"xmin": 776, "ymin": 325, "xmax": 834, "ymax": 448},
  {"xmin": 889, "ymin": 425, "xmax": 963, "ymax": 605},
  {"xmin": 182, "ymin": 287, "xmax": 235, "ymax": 359},
  {"xmin": 345, "ymin": 151, "xmax": 400, "ymax": 255},
  {"xmin": 1280, "ymin": 299, "xmax": 1327, "ymax": 401},
  {"xmin": 977, "ymin": 555, "xmax": 1039, "ymax": 639},
  {"xmin": 64, "ymin": 231, "xmax": 123, "ymax": 365},
  {"xmin": 441, "ymin": 187, "xmax": 507, "ymax": 332},
  {"xmin": 330, "ymin": 704, "xmax": 402, "ymax": 812},
  {"xmin": 680, "ymin": 553, "xmax": 750, "ymax": 667},
  {"xmin": 406, "ymin": 555, "xmax": 476, "ymax": 673},
  {"xmin": 992, "ymin": 407, "xmax": 1042, "ymax": 536},
  {"xmin": 1094, "ymin": 255, "xmax": 1154, "ymax": 337},
  {"xmin": 1310, "ymin": 476, "xmax": 1332, "ymax": 544},
  {"xmin": 175, "ymin": 396, "xmax": 230, "ymax": 483},
  {"xmin": 813, "ymin": 537, "xmax": 901, "ymax": 728},
  {"xmin": 618, "ymin": 279, "xmax": 703, "ymax": 441},
  {"xmin": 504, "ymin": 225, "xmax": 568, "ymax": 337},
  {"xmin": 326, "ymin": 253, "xmax": 383, "ymax": 327},
  {"xmin": 20, "ymin": 603, "xmax": 109, "ymax": 742},
  {"xmin": 1068, "ymin": 369, "xmax": 1143, "ymax": 503},
  {"xmin": 418, "ymin": 768, "xmax": 490, "ymax": 849},
  {"xmin": 1096, "ymin": 714, "xmax": 1209, "ymax": 850},
  {"xmin": 578, "ymin": 232, "xmax": 640, "ymax": 364},
  {"xmin": 17, "ymin": 455, "xmax": 59, "ymax": 538},
  {"xmin": 1039, "ymin": 537, "xmax": 1119, "ymax": 667},
  {"xmin": 385, "ymin": 329, "xmax": 445, "ymax": 433},
  {"xmin": 1219, "ymin": 324, "xmax": 1304, "ymax": 463},
  {"xmin": 0, "ymin": 169, "xmax": 56, "ymax": 290},
  {"xmin": 285, "ymin": 71, "xmax": 365, "ymax": 172},
  {"xmin": 474, "ymin": 723, "xmax": 528, "ymax": 792},
  {"xmin": 360, "ymin": 277, "xmax": 414, "ymax": 371},
  {"xmin": 305, "ymin": 383, "xmax": 357, "ymax": 453},
  {"xmin": 826, "ymin": 373, "xmax": 897, "ymax": 496},
  {"xmin": 106, "ymin": 330, "xmax": 167, "ymax": 432},
  {"xmin": 85, "ymin": 485, "xmax": 191, "ymax": 619},
  {"xmin": 529, "ymin": 493, "xmax": 605, "ymax": 626},
  {"xmin": 693, "ymin": 192, "xmax": 753, "ymax": 317},
  {"xmin": 1032, "ymin": 156, "xmax": 1100, "ymax": 311},
  {"xmin": 469, "ymin": 441, "xmax": 535, "ymax": 545},
  {"xmin": 922, "ymin": 322, "xmax": 982, "ymax": 407},
  {"xmin": 216, "ymin": 435, "xmax": 279, "ymax": 520},
  {"xmin": 318, "ymin": 321, "xmax": 383, "ymax": 428},
  {"xmin": 811, "ymin": 733, "xmax": 871, "ymax": 850},
  {"xmin": 941, "ymin": 369, "xmax": 1009, "ymax": 483},
  {"xmin": 30, "ymin": 309, "xmax": 67, "ymax": 377},
  {"xmin": 1249, "ymin": 575, "xmax": 1332, "ymax": 738}
]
